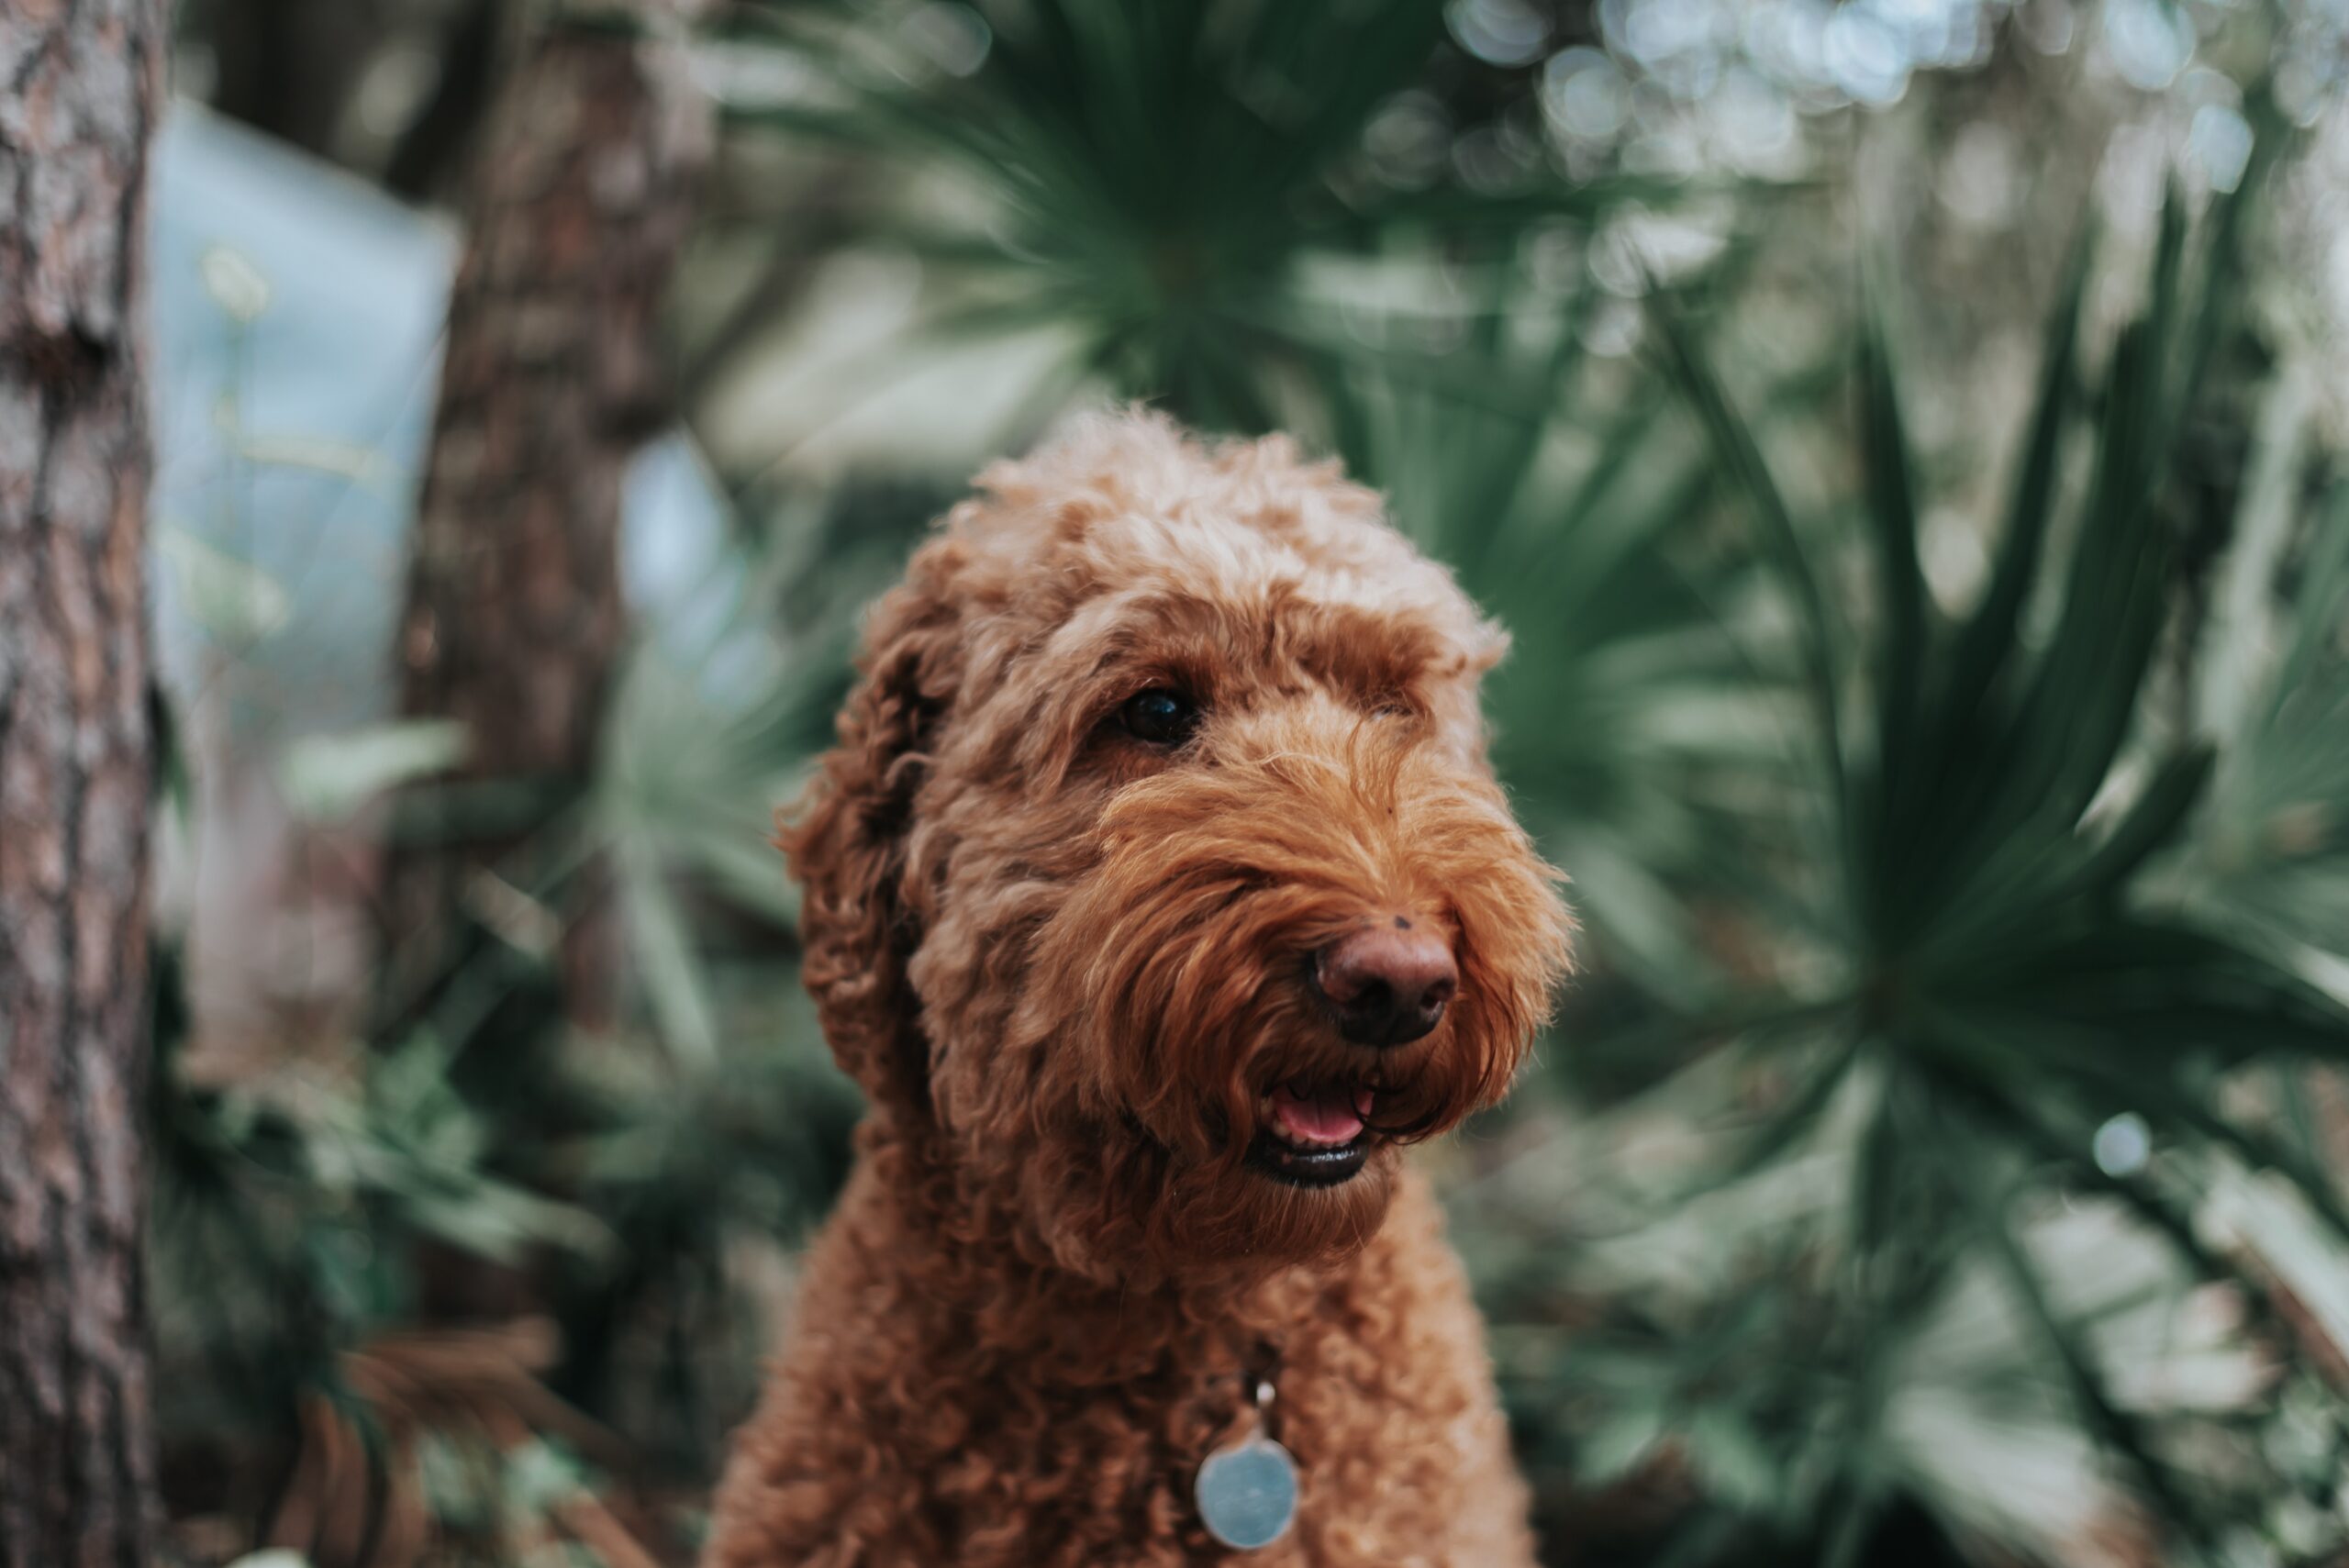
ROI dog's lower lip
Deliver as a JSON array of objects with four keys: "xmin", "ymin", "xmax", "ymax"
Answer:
[{"xmin": 1246, "ymin": 1129, "xmax": 1373, "ymax": 1187}]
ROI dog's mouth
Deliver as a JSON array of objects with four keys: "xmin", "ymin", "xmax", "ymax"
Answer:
[{"xmin": 1245, "ymin": 1080, "xmax": 1377, "ymax": 1187}]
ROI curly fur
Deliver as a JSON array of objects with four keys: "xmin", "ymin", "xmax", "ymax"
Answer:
[{"xmin": 705, "ymin": 412, "xmax": 1574, "ymax": 1566}]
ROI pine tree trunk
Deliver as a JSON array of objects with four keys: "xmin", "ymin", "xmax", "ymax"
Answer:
[
  {"xmin": 378, "ymin": 4, "xmax": 709, "ymax": 1036},
  {"xmin": 0, "ymin": 4, "xmax": 170, "ymax": 1566}
]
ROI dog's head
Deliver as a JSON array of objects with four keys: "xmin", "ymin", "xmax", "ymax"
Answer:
[{"xmin": 784, "ymin": 413, "xmax": 1571, "ymax": 1282}]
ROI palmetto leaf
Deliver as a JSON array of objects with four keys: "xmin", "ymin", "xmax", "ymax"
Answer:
[
  {"xmin": 1649, "ymin": 288, "xmax": 1846, "ymax": 808},
  {"xmin": 1932, "ymin": 231, "xmax": 2091, "ymax": 741},
  {"xmin": 1557, "ymin": 140, "xmax": 2349, "ymax": 1557},
  {"xmin": 729, "ymin": 0, "xmax": 1664, "ymax": 432},
  {"xmin": 2188, "ymin": 484, "xmax": 2349, "ymax": 977},
  {"xmin": 1972, "ymin": 1178, "xmax": 2216, "ymax": 1550}
]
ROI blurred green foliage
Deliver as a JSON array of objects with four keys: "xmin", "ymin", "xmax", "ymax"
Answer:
[
  {"xmin": 152, "ymin": 1, "xmax": 2349, "ymax": 1564},
  {"xmin": 734, "ymin": 0, "xmax": 1645, "ymax": 430}
]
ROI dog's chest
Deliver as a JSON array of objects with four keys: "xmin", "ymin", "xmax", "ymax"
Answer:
[
  {"xmin": 929, "ymin": 1294, "xmax": 1522, "ymax": 1566},
  {"xmin": 704, "ymin": 1172, "xmax": 1537, "ymax": 1568}
]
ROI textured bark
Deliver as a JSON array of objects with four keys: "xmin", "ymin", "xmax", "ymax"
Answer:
[
  {"xmin": 378, "ymin": 5, "xmax": 710, "ymax": 1030},
  {"xmin": 0, "ymin": 3, "xmax": 169, "ymax": 1567}
]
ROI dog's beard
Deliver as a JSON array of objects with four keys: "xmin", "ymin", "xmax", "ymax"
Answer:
[{"xmin": 1012, "ymin": 1101, "xmax": 1407, "ymax": 1284}]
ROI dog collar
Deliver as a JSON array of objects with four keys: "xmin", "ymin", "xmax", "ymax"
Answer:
[{"xmin": 1196, "ymin": 1373, "xmax": 1298, "ymax": 1550}]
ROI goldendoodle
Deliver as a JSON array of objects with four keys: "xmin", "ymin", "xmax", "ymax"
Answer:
[{"xmin": 706, "ymin": 410, "xmax": 1572, "ymax": 1566}]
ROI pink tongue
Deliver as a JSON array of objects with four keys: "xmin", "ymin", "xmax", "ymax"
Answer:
[{"xmin": 1271, "ymin": 1084, "xmax": 1368, "ymax": 1146}]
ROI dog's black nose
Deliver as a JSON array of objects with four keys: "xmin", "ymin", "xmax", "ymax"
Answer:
[{"xmin": 1314, "ymin": 922, "xmax": 1458, "ymax": 1048}]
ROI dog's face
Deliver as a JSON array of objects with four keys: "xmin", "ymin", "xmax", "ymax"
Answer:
[{"xmin": 785, "ymin": 416, "xmax": 1571, "ymax": 1282}]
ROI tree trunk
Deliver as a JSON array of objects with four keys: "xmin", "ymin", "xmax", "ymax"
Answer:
[
  {"xmin": 0, "ymin": 4, "xmax": 170, "ymax": 1566},
  {"xmin": 377, "ymin": 4, "xmax": 709, "ymax": 1039}
]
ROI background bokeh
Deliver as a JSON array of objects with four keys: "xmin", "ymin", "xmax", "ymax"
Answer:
[{"xmin": 149, "ymin": 2, "xmax": 2349, "ymax": 1564}]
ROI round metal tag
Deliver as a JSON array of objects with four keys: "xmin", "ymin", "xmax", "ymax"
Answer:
[{"xmin": 1196, "ymin": 1434, "xmax": 1298, "ymax": 1551}]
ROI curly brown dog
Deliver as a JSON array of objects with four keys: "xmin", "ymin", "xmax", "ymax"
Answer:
[{"xmin": 705, "ymin": 412, "xmax": 1573, "ymax": 1566}]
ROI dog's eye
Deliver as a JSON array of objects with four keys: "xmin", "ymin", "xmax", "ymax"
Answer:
[{"xmin": 1119, "ymin": 687, "xmax": 1200, "ymax": 747}]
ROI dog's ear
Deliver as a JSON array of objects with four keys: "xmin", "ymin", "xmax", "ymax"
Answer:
[{"xmin": 779, "ymin": 539, "xmax": 966, "ymax": 1118}]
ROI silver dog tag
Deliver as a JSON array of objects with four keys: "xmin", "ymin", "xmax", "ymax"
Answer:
[{"xmin": 1196, "ymin": 1431, "xmax": 1298, "ymax": 1551}]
